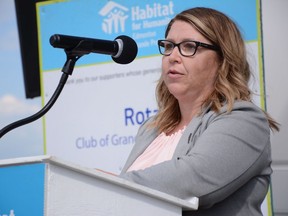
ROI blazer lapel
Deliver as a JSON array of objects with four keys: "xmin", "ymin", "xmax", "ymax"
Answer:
[
  {"xmin": 173, "ymin": 116, "xmax": 203, "ymax": 157},
  {"xmin": 173, "ymin": 105, "xmax": 211, "ymax": 157}
]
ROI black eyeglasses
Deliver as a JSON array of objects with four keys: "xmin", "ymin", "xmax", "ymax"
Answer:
[{"xmin": 158, "ymin": 40, "xmax": 219, "ymax": 57}]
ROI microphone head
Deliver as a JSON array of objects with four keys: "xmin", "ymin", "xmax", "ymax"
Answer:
[{"xmin": 112, "ymin": 35, "xmax": 138, "ymax": 64}]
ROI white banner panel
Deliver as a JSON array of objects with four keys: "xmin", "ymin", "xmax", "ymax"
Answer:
[{"xmin": 43, "ymin": 57, "xmax": 161, "ymax": 172}]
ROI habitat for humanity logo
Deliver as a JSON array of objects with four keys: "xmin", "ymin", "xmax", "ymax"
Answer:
[{"xmin": 99, "ymin": 1, "xmax": 129, "ymax": 34}]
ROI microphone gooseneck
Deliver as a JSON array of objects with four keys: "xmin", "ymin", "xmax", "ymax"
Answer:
[{"xmin": 0, "ymin": 73, "xmax": 69, "ymax": 139}]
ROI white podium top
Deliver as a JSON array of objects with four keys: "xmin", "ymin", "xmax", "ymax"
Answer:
[{"xmin": 0, "ymin": 155, "xmax": 198, "ymax": 213}]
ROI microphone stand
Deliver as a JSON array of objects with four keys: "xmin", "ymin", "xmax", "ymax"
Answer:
[{"xmin": 0, "ymin": 50, "xmax": 83, "ymax": 139}]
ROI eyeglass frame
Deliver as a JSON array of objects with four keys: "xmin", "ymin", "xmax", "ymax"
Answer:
[{"xmin": 157, "ymin": 39, "xmax": 219, "ymax": 57}]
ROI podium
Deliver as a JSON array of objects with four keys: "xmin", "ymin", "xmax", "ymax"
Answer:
[{"xmin": 0, "ymin": 155, "xmax": 198, "ymax": 216}]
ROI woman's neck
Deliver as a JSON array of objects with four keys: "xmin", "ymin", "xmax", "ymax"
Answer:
[
  {"xmin": 179, "ymin": 99, "xmax": 203, "ymax": 123},
  {"xmin": 166, "ymin": 103, "xmax": 201, "ymax": 136}
]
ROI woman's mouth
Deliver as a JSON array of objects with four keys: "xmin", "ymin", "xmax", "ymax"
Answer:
[{"xmin": 167, "ymin": 70, "xmax": 184, "ymax": 78}]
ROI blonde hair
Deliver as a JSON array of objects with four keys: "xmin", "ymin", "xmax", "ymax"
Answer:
[{"xmin": 152, "ymin": 7, "xmax": 279, "ymax": 133}]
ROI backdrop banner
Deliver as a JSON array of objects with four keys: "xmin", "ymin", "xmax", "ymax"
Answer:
[
  {"xmin": 37, "ymin": 0, "xmax": 271, "ymax": 214},
  {"xmin": 0, "ymin": 163, "xmax": 45, "ymax": 215}
]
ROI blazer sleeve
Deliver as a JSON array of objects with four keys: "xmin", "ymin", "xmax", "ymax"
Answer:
[{"xmin": 120, "ymin": 102, "xmax": 272, "ymax": 207}]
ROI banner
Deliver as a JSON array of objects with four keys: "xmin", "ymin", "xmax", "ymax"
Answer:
[
  {"xmin": 0, "ymin": 163, "xmax": 45, "ymax": 215},
  {"xmin": 37, "ymin": 0, "xmax": 271, "ymax": 214}
]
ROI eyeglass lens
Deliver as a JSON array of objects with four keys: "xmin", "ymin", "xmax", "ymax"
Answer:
[{"xmin": 158, "ymin": 41, "xmax": 197, "ymax": 56}]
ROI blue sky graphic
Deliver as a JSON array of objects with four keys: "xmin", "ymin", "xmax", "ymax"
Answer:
[{"xmin": 0, "ymin": 0, "xmax": 43, "ymax": 159}]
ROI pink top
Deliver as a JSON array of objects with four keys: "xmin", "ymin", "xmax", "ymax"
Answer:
[{"xmin": 127, "ymin": 127, "xmax": 186, "ymax": 172}]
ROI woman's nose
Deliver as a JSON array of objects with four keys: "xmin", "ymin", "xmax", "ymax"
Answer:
[{"xmin": 168, "ymin": 46, "xmax": 182, "ymax": 62}]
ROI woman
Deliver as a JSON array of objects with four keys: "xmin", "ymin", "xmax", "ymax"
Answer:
[{"xmin": 120, "ymin": 7, "xmax": 279, "ymax": 215}]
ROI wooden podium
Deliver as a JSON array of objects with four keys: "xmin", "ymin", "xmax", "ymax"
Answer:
[{"xmin": 0, "ymin": 155, "xmax": 198, "ymax": 216}]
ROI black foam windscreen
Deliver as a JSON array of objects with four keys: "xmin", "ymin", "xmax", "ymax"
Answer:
[{"xmin": 112, "ymin": 35, "xmax": 138, "ymax": 64}]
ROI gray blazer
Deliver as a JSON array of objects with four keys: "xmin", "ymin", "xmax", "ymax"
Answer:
[{"xmin": 120, "ymin": 101, "xmax": 272, "ymax": 216}]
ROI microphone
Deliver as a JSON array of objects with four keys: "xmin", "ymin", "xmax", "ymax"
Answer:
[{"xmin": 49, "ymin": 34, "xmax": 138, "ymax": 64}]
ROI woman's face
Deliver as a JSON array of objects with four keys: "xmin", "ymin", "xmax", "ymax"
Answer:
[{"xmin": 162, "ymin": 20, "xmax": 220, "ymax": 103}]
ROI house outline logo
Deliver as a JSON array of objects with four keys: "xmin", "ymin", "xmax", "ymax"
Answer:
[{"xmin": 99, "ymin": 1, "xmax": 129, "ymax": 34}]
